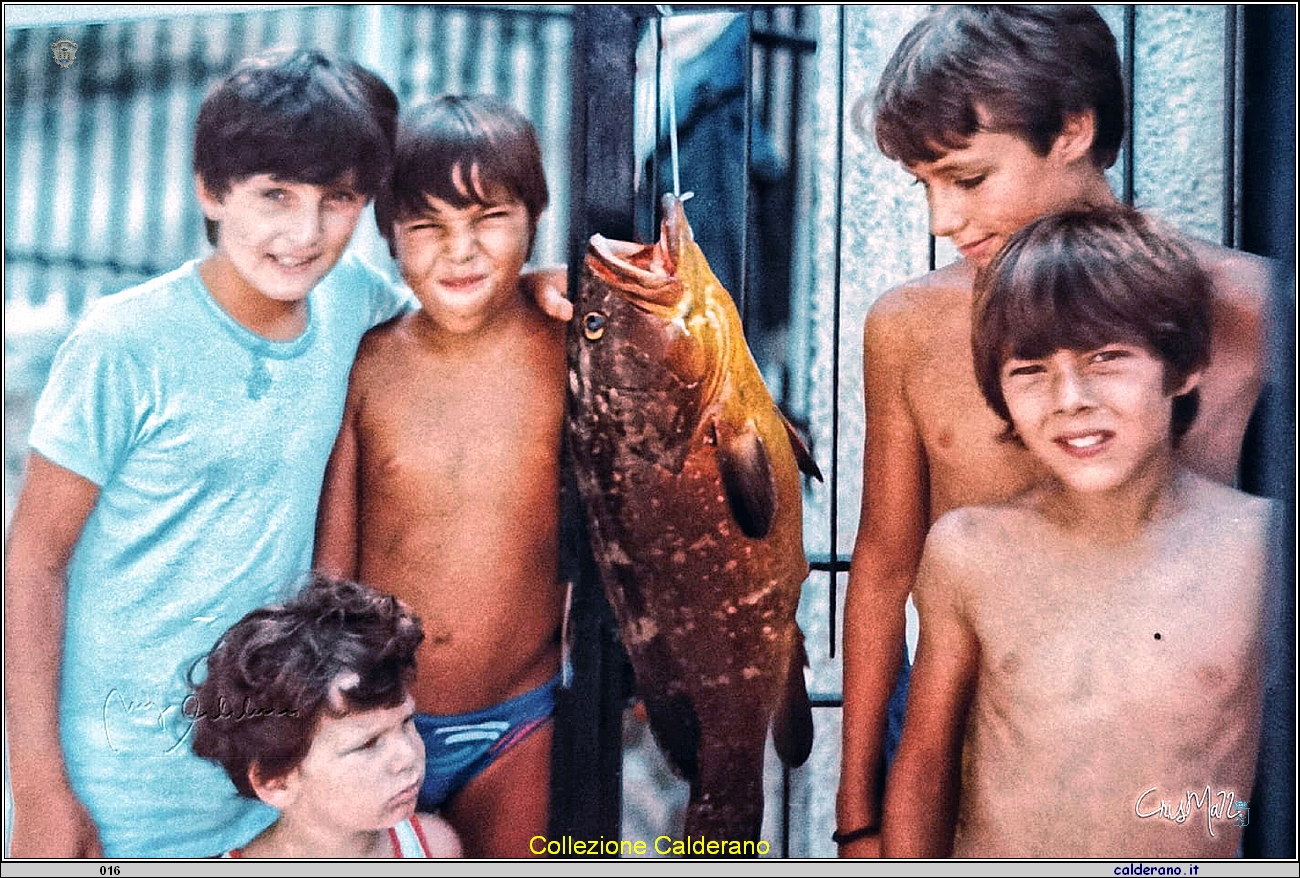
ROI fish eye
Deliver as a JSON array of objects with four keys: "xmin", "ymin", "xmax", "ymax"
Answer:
[{"xmin": 584, "ymin": 312, "xmax": 607, "ymax": 340}]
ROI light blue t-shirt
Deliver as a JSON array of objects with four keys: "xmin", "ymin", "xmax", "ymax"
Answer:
[{"xmin": 27, "ymin": 253, "xmax": 408, "ymax": 857}]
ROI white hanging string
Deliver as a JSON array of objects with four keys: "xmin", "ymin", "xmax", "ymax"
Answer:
[{"xmin": 657, "ymin": 5, "xmax": 693, "ymax": 203}]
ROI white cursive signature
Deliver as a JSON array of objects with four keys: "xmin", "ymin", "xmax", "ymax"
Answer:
[
  {"xmin": 102, "ymin": 688, "xmax": 298, "ymax": 754},
  {"xmin": 1134, "ymin": 786, "xmax": 1246, "ymax": 838}
]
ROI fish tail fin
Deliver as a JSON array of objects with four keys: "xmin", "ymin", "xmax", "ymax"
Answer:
[{"xmin": 772, "ymin": 627, "xmax": 814, "ymax": 767}]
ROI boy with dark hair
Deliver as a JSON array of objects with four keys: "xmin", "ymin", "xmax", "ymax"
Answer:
[
  {"xmin": 315, "ymin": 94, "xmax": 565, "ymax": 858},
  {"xmin": 189, "ymin": 575, "xmax": 460, "ymax": 858},
  {"xmin": 883, "ymin": 206, "xmax": 1271, "ymax": 857},
  {"xmin": 836, "ymin": 6, "xmax": 1275, "ymax": 856},
  {"xmin": 2, "ymin": 49, "xmax": 406, "ymax": 857},
  {"xmin": 191, "ymin": 51, "xmax": 398, "ymax": 246}
]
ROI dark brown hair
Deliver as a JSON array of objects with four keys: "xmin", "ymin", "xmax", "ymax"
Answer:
[
  {"xmin": 972, "ymin": 205, "xmax": 1213, "ymax": 444},
  {"xmin": 193, "ymin": 49, "xmax": 397, "ymax": 244},
  {"xmin": 187, "ymin": 575, "xmax": 423, "ymax": 799},
  {"xmin": 869, "ymin": 6, "xmax": 1124, "ymax": 169},
  {"xmin": 375, "ymin": 95, "xmax": 548, "ymax": 256}
]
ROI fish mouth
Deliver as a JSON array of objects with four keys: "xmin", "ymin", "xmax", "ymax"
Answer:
[
  {"xmin": 584, "ymin": 194, "xmax": 698, "ymax": 313},
  {"xmin": 586, "ymin": 234, "xmax": 681, "ymax": 311}
]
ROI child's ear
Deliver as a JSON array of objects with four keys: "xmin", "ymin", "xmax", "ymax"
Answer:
[
  {"xmin": 1171, "ymin": 369, "xmax": 1203, "ymax": 397},
  {"xmin": 1050, "ymin": 110, "xmax": 1097, "ymax": 166},
  {"xmin": 249, "ymin": 761, "xmax": 299, "ymax": 811},
  {"xmin": 195, "ymin": 174, "xmax": 225, "ymax": 220}
]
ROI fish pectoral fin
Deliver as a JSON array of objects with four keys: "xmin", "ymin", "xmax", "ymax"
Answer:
[
  {"xmin": 713, "ymin": 418, "xmax": 776, "ymax": 540},
  {"xmin": 780, "ymin": 410, "xmax": 824, "ymax": 482},
  {"xmin": 772, "ymin": 629, "xmax": 814, "ymax": 768}
]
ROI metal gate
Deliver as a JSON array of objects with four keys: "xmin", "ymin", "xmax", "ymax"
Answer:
[{"xmin": 4, "ymin": 3, "xmax": 1295, "ymax": 859}]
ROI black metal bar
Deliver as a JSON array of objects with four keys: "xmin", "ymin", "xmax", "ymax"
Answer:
[
  {"xmin": 828, "ymin": 4, "xmax": 845, "ymax": 660},
  {"xmin": 739, "ymin": 9, "xmax": 754, "ymax": 328},
  {"xmin": 779, "ymin": 5, "xmax": 807, "ymax": 421},
  {"xmin": 808, "ymin": 554, "xmax": 853, "ymax": 572},
  {"xmin": 1122, "ymin": 5, "xmax": 1136, "ymax": 206},
  {"xmin": 755, "ymin": 10, "xmax": 775, "ymax": 135},
  {"xmin": 440, "ymin": 5, "xmax": 571, "ymax": 24},
  {"xmin": 751, "ymin": 27, "xmax": 817, "ymax": 54},
  {"xmin": 551, "ymin": 4, "xmax": 643, "ymax": 849},
  {"xmin": 1222, "ymin": 5, "xmax": 1239, "ymax": 249},
  {"xmin": 767, "ymin": 13, "xmax": 789, "ymax": 848},
  {"xmin": 781, "ymin": 751, "xmax": 793, "ymax": 859},
  {"xmin": 4, "ymin": 249, "xmax": 167, "ymax": 279},
  {"xmin": 1237, "ymin": 3, "xmax": 1296, "ymax": 859},
  {"xmin": 649, "ymin": 13, "xmax": 661, "ymax": 241},
  {"xmin": 1238, "ymin": 6, "xmax": 1297, "ymax": 268}
]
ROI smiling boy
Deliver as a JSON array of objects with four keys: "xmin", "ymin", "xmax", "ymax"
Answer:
[
  {"xmin": 882, "ymin": 206, "xmax": 1271, "ymax": 857},
  {"xmin": 314, "ymin": 95, "xmax": 565, "ymax": 858},
  {"xmin": 2, "ymin": 50, "xmax": 406, "ymax": 857},
  {"xmin": 835, "ymin": 7, "xmax": 1276, "ymax": 855}
]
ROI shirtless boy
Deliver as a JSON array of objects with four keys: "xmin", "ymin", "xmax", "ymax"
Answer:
[
  {"xmin": 882, "ymin": 206, "xmax": 1272, "ymax": 857},
  {"xmin": 190, "ymin": 576, "xmax": 461, "ymax": 859},
  {"xmin": 314, "ymin": 95, "xmax": 565, "ymax": 858},
  {"xmin": 836, "ymin": 6, "xmax": 1274, "ymax": 856}
]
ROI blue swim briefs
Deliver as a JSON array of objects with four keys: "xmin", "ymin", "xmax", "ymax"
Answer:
[{"xmin": 415, "ymin": 674, "xmax": 559, "ymax": 811}]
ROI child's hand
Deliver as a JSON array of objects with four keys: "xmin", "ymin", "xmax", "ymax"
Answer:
[
  {"xmin": 9, "ymin": 785, "xmax": 103, "ymax": 857},
  {"xmin": 523, "ymin": 265, "xmax": 572, "ymax": 322}
]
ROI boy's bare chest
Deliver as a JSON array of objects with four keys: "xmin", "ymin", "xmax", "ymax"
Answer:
[
  {"xmin": 359, "ymin": 359, "xmax": 564, "ymax": 488},
  {"xmin": 902, "ymin": 307, "xmax": 1043, "ymax": 513},
  {"xmin": 969, "ymin": 545, "xmax": 1261, "ymax": 716}
]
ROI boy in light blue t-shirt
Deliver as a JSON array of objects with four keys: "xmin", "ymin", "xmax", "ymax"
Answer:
[{"xmin": 4, "ymin": 49, "xmax": 406, "ymax": 858}]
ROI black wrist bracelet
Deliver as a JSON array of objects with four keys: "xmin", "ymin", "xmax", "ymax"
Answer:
[{"xmin": 832, "ymin": 825, "xmax": 880, "ymax": 845}]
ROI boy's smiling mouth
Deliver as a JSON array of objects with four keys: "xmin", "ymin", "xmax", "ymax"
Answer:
[
  {"xmin": 270, "ymin": 252, "xmax": 321, "ymax": 270},
  {"xmin": 957, "ymin": 235, "xmax": 996, "ymax": 261},
  {"xmin": 1054, "ymin": 429, "xmax": 1115, "ymax": 456}
]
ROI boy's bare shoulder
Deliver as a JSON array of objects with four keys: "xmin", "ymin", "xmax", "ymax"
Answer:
[
  {"xmin": 522, "ymin": 290, "xmax": 569, "ymax": 348},
  {"xmin": 871, "ymin": 261, "xmax": 974, "ymax": 318},
  {"xmin": 865, "ymin": 261, "xmax": 975, "ymax": 349},
  {"xmin": 1185, "ymin": 237, "xmax": 1276, "ymax": 309},
  {"xmin": 923, "ymin": 503, "xmax": 1030, "ymax": 574},
  {"xmin": 1180, "ymin": 469, "xmax": 1276, "ymax": 536},
  {"xmin": 350, "ymin": 312, "xmax": 415, "ymax": 382}
]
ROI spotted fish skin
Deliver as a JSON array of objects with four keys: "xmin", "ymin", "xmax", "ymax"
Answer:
[{"xmin": 567, "ymin": 194, "xmax": 818, "ymax": 845}]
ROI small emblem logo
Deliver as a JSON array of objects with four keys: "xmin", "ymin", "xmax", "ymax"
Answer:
[
  {"xmin": 1233, "ymin": 800, "xmax": 1250, "ymax": 828},
  {"xmin": 51, "ymin": 38, "xmax": 78, "ymax": 68}
]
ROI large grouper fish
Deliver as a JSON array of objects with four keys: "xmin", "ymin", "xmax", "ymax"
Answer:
[{"xmin": 567, "ymin": 193, "xmax": 821, "ymax": 845}]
